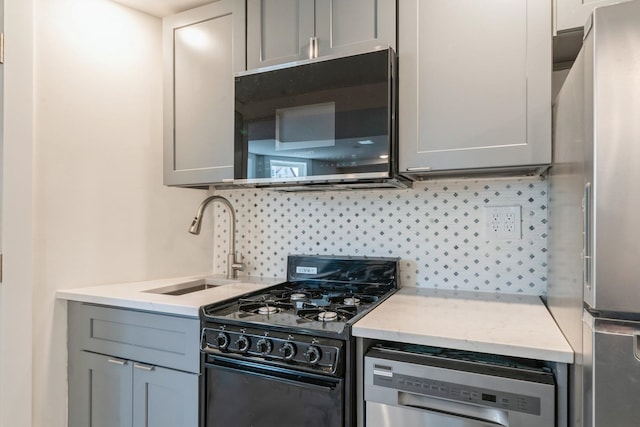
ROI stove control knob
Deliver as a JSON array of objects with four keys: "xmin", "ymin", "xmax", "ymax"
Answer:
[
  {"xmin": 236, "ymin": 335, "xmax": 251, "ymax": 353},
  {"xmin": 216, "ymin": 332, "xmax": 230, "ymax": 350},
  {"xmin": 305, "ymin": 346, "xmax": 322, "ymax": 365},
  {"xmin": 256, "ymin": 338, "xmax": 273, "ymax": 355},
  {"xmin": 280, "ymin": 342, "xmax": 297, "ymax": 361}
]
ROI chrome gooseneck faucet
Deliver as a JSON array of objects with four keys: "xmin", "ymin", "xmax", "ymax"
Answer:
[{"xmin": 189, "ymin": 195, "xmax": 244, "ymax": 279}]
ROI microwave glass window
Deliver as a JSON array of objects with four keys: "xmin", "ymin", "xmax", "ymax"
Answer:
[{"xmin": 235, "ymin": 49, "xmax": 393, "ymax": 181}]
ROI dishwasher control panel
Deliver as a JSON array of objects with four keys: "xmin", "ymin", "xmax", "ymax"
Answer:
[
  {"xmin": 372, "ymin": 366, "xmax": 542, "ymax": 415},
  {"xmin": 364, "ymin": 346, "xmax": 556, "ymax": 427}
]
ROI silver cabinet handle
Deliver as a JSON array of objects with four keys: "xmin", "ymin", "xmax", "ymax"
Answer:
[
  {"xmin": 107, "ymin": 358, "xmax": 127, "ymax": 366},
  {"xmin": 134, "ymin": 363, "xmax": 155, "ymax": 371},
  {"xmin": 309, "ymin": 36, "xmax": 319, "ymax": 59},
  {"xmin": 405, "ymin": 166, "xmax": 431, "ymax": 172}
]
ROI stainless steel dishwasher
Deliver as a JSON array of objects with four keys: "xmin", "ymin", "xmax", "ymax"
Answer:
[{"xmin": 364, "ymin": 345, "xmax": 556, "ymax": 427}]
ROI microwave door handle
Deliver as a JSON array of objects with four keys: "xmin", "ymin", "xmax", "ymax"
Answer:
[{"xmin": 398, "ymin": 392, "xmax": 508, "ymax": 426}]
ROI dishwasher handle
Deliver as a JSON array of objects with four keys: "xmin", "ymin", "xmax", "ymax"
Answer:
[{"xmin": 399, "ymin": 391, "xmax": 509, "ymax": 426}]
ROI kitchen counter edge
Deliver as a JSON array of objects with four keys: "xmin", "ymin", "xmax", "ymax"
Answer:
[{"xmin": 56, "ymin": 275, "xmax": 282, "ymax": 318}]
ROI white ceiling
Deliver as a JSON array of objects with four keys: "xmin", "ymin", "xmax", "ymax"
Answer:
[{"xmin": 111, "ymin": 0, "xmax": 214, "ymax": 18}]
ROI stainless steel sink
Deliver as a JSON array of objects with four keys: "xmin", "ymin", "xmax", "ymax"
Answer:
[{"xmin": 144, "ymin": 278, "xmax": 237, "ymax": 296}]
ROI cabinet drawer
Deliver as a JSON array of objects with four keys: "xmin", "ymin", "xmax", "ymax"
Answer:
[{"xmin": 68, "ymin": 302, "xmax": 200, "ymax": 373}]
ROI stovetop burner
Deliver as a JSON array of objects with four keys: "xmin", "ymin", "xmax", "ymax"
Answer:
[
  {"xmin": 343, "ymin": 297, "xmax": 360, "ymax": 306},
  {"xmin": 257, "ymin": 306, "xmax": 279, "ymax": 315},
  {"xmin": 317, "ymin": 311, "xmax": 338, "ymax": 322},
  {"xmin": 238, "ymin": 299, "xmax": 291, "ymax": 314},
  {"xmin": 290, "ymin": 293, "xmax": 307, "ymax": 301},
  {"xmin": 296, "ymin": 305, "xmax": 357, "ymax": 323}
]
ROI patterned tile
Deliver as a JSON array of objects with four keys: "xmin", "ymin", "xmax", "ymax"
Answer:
[{"xmin": 209, "ymin": 177, "xmax": 548, "ymax": 295}]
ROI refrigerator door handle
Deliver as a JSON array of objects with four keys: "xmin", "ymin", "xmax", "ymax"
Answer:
[{"xmin": 583, "ymin": 182, "xmax": 592, "ymax": 290}]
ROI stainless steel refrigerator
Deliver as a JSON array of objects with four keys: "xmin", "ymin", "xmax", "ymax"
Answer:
[{"xmin": 548, "ymin": 1, "xmax": 640, "ymax": 426}]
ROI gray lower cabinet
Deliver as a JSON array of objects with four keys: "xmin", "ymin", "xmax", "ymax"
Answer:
[
  {"xmin": 132, "ymin": 361, "xmax": 198, "ymax": 427},
  {"xmin": 69, "ymin": 351, "xmax": 198, "ymax": 427},
  {"xmin": 68, "ymin": 302, "xmax": 201, "ymax": 427},
  {"xmin": 71, "ymin": 351, "xmax": 133, "ymax": 427},
  {"xmin": 398, "ymin": 0, "xmax": 552, "ymax": 177},
  {"xmin": 247, "ymin": 0, "xmax": 396, "ymax": 70},
  {"xmin": 162, "ymin": 0, "xmax": 245, "ymax": 187}
]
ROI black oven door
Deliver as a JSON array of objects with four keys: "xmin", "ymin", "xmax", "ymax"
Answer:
[{"xmin": 205, "ymin": 355, "xmax": 344, "ymax": 427}]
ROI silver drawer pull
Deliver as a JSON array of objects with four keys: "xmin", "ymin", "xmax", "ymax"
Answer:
[
  {"xmin": 373, "ymin": 368, "xmax": 393, "ymax": 378},
  {"xmin": 134, "ymin": 363, "xmax": 155, "ymax": 371},
  {"xmin": 107, "ymin": 358, "xmax": 127, "ymax": 366},
  {"xmin": 406, "ymin": 166, "xmax": 431, "ymax": 172}
]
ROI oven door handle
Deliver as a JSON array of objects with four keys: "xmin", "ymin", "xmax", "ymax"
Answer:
[
  {"xmin": 398, "ymin": 391, "xmax": 509, "ymax": 426},
  {"xmin": 207, "ymin": 357, "xmax": 339, "ymax": 393}
]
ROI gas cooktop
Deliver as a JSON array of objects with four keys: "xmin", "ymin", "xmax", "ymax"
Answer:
[
  {"xmin": 202, "ymin": 255, "xmax": 399, "ymax": 335},
  {"xmin": 202, "ymin": 279, "xmax": 394, "ymax": 335}
]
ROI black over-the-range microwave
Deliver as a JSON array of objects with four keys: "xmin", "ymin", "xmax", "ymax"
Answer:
[{"xmin": 233, "ymin": 47, "xmax": 411, "ymax": 191}]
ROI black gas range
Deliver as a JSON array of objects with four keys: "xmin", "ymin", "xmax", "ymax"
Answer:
[{"xmin": 200, "ymin": 255, "xmax": 399, "ymax": 427}]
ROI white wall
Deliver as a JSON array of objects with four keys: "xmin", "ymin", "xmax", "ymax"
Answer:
[
  {"xmin": 2, "ymin": 1, "xmax": 215, "ymax": 426},
  {"xmin": 0, "ymin": 0, "xmax": 34, "ymax": 426}
]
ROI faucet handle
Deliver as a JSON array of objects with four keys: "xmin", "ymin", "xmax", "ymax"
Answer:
[{"xmin": 227, "ymin": 252, "xmax": 244, "ymax": 279}]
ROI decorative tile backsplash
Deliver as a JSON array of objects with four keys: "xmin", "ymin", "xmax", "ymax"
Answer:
[{"xmin": 210, "ymin": 177, "xmax": 548, "ymax": 295}]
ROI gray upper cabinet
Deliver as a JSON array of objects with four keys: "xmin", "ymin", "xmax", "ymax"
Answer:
[
  {"xmin": 163, "ymin": 0, "xmax": 245, "ymax": 187},
  {"xmin": 247, "ymin": 0, "xmax": 396, "ymax": 70},
  {"xmin": 247, "ymin": 0, "xmax": 314, "ymax": 68},
  {"xmin": 398, "ymin": 0, "xmax": 552, "ymax": 176},
  {"xmin": 554, "ymin": 0, "xmax": 632, "ymax": 33}
]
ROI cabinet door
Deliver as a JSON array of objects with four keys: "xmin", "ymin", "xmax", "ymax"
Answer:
[
  {"xmin": 247, "ymin": 0, "xmax": 315, "ymax": 70},
  {"xmin": 246, "ymin": 0, "xmax": 396, "ymax": 71},
  {"xmin": 315, "ymin": 0, "xmax": 396, "ymax": 57},
  {"xmin": 68, "ymin": 351, "xmax": 133, "ymax": 427},
  {"xmin": 163, "ymin": 0, "xmax": 245, "ymax": 187},
  {"xmin": 132, "ymin": 363, "xmax": 199, "ymax": 427},
  {"xmin": 555, "ymin": 0, "xmax": 630, "ymax": 33},
  {"xmin": 398, "ymin": 0, "xmax": 551, "ymax": 174}
]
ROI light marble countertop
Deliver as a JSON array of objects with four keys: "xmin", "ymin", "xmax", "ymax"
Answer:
[
  {"xmin": 56, "ymin": 275, "xmax": 281, "ymax": 318},
  {"xmin": 353, "ymin": 287, "xmax": 574, "ymax": 364}
]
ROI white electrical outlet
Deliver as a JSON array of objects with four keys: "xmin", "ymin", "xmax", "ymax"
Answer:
[{"xmin": 485, "ymin": 206, "xmax": 522, "ymax": 240}]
